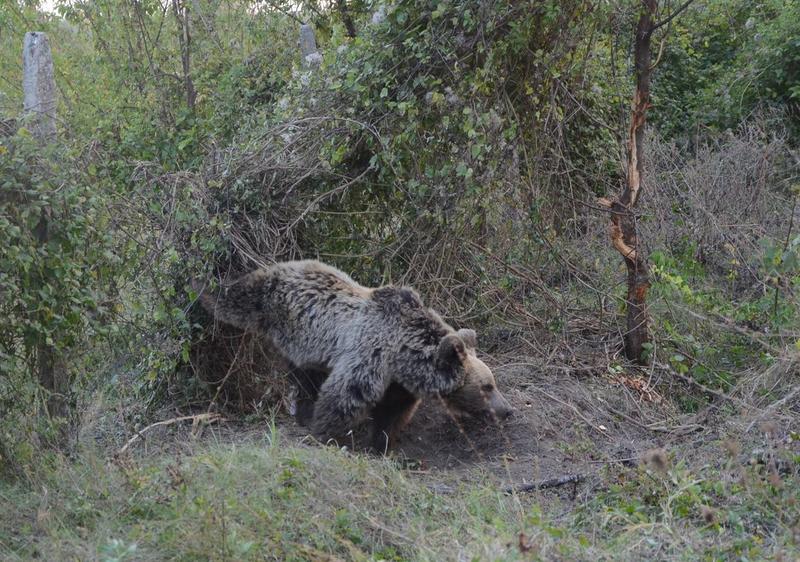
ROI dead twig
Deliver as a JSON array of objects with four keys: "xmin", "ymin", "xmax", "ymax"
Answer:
[
  {"xmin": 205, "ymin": 335, "xmax": 247, "ymax": 416},
  {"xmin": 745, "ymin": 384, "xmax": 800, "ymax": 433},
  {"xmin": 116, "ymin": 413, "xmax": 224, "ymax": 457},
  {"xmin": 504, "ymin": 473, "xmax": 585, "ymax": 494},
  {"xmin": 650, "ymin": 361, "xmax": 749, "ymax": 409}
]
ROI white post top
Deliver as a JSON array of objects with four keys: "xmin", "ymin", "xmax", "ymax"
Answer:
[{"xmin": 22, "ymin": 31, "xmax": 57, "ymax": 144}]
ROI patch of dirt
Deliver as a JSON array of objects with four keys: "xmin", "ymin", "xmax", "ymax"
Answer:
[
  {"xmin": 376, "ymin": 356, "xmax": 670, "ymax": 486},
  {"xmin": 89, "ymin": 341, "xmax": 797, "ymax": 512},
  {"xmin": 197, "ymin": 350, "xmax": 679, "ymax": 492}
]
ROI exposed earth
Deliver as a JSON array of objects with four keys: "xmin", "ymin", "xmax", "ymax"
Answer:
[{"xmin": 89, "ymin": 333, "xmax": 791, "ymax": 513}]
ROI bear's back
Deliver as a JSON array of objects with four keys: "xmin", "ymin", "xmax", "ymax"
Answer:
[
  {"xmin": 265, "ymin": 261, "xmax": 451, "ymax": 347},
  {"xmin": 272, "ymin": 260, "xmax": 373, "ymax": 301}
]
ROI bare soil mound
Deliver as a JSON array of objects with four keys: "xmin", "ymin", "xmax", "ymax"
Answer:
[
  {"xmin": 92, "ymin": 338, "xmax": 796, "ymax": 510},
  {"xmin": 269, "ymin": 347, "xmax": 682, "ymax": 490}
]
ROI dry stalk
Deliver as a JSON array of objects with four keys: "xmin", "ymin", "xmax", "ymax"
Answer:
[{"xmin": 116, "ymin": 413, "xmax": 224, "ymax": 457}]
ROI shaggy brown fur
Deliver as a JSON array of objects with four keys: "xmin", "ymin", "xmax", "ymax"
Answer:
[{"xmin": 195, "ymin": 260, "xmax": 511, "ymax": 451}]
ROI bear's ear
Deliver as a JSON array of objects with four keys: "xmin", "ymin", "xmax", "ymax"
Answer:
[
  {"xmin": 456, "ymin": 328, "xmax": 477, "ymax": 349},
  {"xmin": 437, "ymin": 333, "xmax": 467, "ymax": 368}
]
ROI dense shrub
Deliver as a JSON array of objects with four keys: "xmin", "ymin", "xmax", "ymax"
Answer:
[
  {"xmin": 651, "ymin": 0, "xmax": 800, "ymax": 138},
  {"xmin": 0, "ymin": 132, "xmax": 119, "ymax": 474},
  {"xmin": 120, "ymin": 0, "xmax": 628, "ymax": 406}
]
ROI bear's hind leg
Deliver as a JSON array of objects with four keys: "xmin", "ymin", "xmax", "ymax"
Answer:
[
  {"xmin": 311, "ymin": 378, "xmax": 374, "ymax": 445},
  {"xmin": 289, "ymin": 366, "xmax": 329, "ymax": 427},
  {"xmin": 369, "ymin": 383, "xmax": 421, "ymax": 454}
]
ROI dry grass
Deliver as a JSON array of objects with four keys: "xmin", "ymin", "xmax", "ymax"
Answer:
[{"xmin": 644, "ymin": 115, "xmax": 797, "ymax": 287}]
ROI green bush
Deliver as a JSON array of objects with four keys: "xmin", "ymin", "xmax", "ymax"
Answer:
[
  {"xmin": 651, "ymin": 0, "xmax": 800, "ymax": 139},
  {"xmin": 0, "ymin": 131, "xmax": 119, "ymax": 475}
]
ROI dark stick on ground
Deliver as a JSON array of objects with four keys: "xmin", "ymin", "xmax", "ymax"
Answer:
[{"xmin": 504, "ymin": 473, "xmax": 586, "ymax": 494}]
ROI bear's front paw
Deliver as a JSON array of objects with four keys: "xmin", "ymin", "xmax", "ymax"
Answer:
[{"xmin": 294, "ymin": 399, "xmax": 315, "ymax": 427}]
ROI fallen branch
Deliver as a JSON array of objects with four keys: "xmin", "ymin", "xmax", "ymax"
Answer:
[
  {"xmin": 604, "ymin": 402, "xmax": 704, "ymax": 435},
  {"xmin": 745, "ymin": 384, "xmax": 800, "ymax": 433},
  {"xmin": 116, "ymin": 413, "xmax": 224, "ymax": 456},
  {"xmin": 504, "ymin": 473, "xmax": 585, "ymax": 494}
]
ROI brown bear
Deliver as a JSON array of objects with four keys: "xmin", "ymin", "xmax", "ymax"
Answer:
[{"xmin": 194, "ymin": 260, "xmax": 512, "ymax": 451}]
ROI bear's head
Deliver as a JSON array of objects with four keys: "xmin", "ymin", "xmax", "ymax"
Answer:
[{"xmin": 436, "ymin": 329, "xmax": 513, "ymax": 421}]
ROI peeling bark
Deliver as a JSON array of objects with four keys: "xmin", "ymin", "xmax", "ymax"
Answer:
[{"xmin": 601, "ymin": 1, "xmax": 659, "ymax": 363}]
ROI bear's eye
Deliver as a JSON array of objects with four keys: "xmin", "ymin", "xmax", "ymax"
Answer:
[{"xmin": 481, "ymin": 384, "xmax": 494, "ymax": 393}]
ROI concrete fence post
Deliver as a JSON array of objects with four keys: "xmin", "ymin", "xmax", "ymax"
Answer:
[
  {"xmin": 299, "ymin": 24, "xmax": 321, "ymax": 67},
  {"xmin": 23, "ymin": 32, "xmax": 57, "ymax": 144},
  {"xmin": 23, "ymin": 31, "xmax": 67, "ymax": 423}
]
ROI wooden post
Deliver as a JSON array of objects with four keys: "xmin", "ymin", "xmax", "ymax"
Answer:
[
  {"xmin": 371, "ymin": 5, "xmax": 386, "ymax": 25},
  {"xmin": 23, "ymin": 31, "xmax": 67, "ymax": 421}
]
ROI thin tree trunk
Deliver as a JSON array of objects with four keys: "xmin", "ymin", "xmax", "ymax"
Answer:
[
  {"xmin": 599, "ymin": 0, "xmax": 657, "ymax": 363},
  {"xmin": 173, "ymin": 0, "xmax": 196, "ymax": 110},
  {"xmin": 336, "ymin": 0, "xmax": 357, "ymax": 38}
]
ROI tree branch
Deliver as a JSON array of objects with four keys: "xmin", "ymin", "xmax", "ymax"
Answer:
[
  {"xmin": 115, "ymin": 413, "xmax": 224, "ymax": 456},
  {"xmin": 652, "ymin": 0, "xmax": 696, "ymax": 32}
]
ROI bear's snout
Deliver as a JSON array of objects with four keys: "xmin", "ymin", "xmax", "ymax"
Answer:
[
  {"xmin": 488, "ymin": 392, "xmax": 513, "ymax": 421},
  {"xmin": 493, "ymin": 404, "xmax": 513, "ymax": 420}
]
